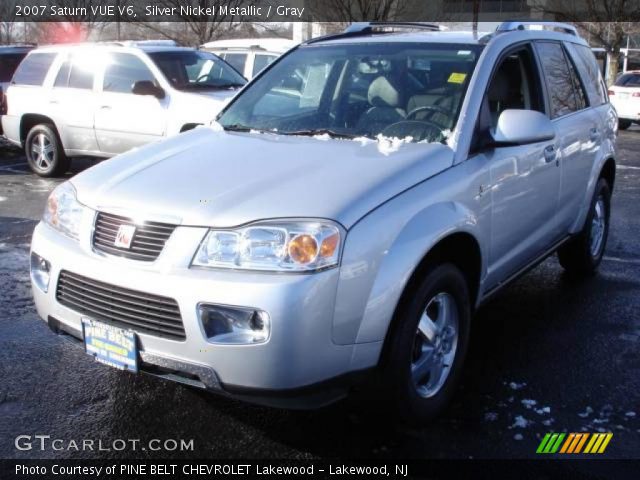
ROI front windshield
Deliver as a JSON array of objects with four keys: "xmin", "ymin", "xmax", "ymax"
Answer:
[
  {"xmin": 218, "ymin": 42, "xmax": 481, "ymax": 143},
  {"xmin": 149, "ymin": 50, "xmax": 246, "ymax": 90}
]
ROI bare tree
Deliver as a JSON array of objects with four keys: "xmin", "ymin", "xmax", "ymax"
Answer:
[
  {"xmin": 307, "ymin": 0, "xmax": 417, "ymax": 23},
  {"xmin": 0, "ymin": 1, "xmax": 19, "ymax": 44},
  {"xmin": 531, "ymin": 0, "xmax": 640, "ymax": 84},
  {"xmin": 136, "ymin": 0, "xmax": 254, "ymax": 46}
]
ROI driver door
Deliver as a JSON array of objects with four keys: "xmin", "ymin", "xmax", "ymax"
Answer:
[
  {"xmin": 483, "ymin": 45, "xmax": 562, "ymax": 289},
  {"xmin": 94, "ymin": 52, "xmax": 167, "ymax": 155}
]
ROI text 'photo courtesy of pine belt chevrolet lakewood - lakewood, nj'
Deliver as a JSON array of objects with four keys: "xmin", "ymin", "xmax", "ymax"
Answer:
[{"xmin": 4, "ymin": 20, "xmax": 618, "ymax": 423}]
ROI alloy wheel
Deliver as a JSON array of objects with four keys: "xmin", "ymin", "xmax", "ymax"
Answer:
[{"xmin": 411, "ymin": 292, "xmax": 459, "ymax": 398}]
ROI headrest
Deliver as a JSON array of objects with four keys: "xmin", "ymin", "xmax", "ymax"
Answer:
[
  {"xmin": 368, "ymin": 76, "xmax": 400, "ymax": 108},
  {"xmin": 488, "ymin": 69, "xmax": 510, "ymax": 102}
]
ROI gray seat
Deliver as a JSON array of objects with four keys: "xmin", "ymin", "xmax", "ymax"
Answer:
[
  {"xmin": 487, "ymin": 61, "xmax": 523, "ymax": 126},
  {"xmin": 356, "ymin": 76, "xmax": 406, "ymax": 136}
]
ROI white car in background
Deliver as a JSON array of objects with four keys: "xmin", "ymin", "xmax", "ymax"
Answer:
[
  {"xmin": 2, "ymin": 42, "xmax": 246, "ymax": 176},
  {"xmin": 608, "ymin": 70, "xmax": 640, "ymax": 130},
  {"xmin": 201, "ymin": 38, "xmax": 297, "ymax": 79}
]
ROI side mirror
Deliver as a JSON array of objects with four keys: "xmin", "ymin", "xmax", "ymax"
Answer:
[
  {"xmin": 491, "ymin": 109, "xmax": 555, "ymax": 146},
  {"xmin": 132, "ymin": 80, "xmax": 165, "ymax": 99}
]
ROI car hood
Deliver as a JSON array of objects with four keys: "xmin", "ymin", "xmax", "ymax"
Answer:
[{"xmin": 72, "ymin": 127, "xmax": 454, "ymax": 229}]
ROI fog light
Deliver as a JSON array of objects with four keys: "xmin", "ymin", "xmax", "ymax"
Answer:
[
  {"xmin": 198, "ymin": 304, "xmax": 270, "ymax": 344},
  {"xmin": 30, "ymin": 252, "xmax": 51, "ymax": 293}
]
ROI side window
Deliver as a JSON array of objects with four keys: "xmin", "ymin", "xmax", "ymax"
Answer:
[
  {"xmin": 54, "ymin": 61, "xmax": 71, "ymax": 87},
  {"xmin": 566, "ymin": 43, "xmax": 607, "ymax": 106},
  {"xmin": 566, "ymin": 53, "xmax": 587, "ymax": 110},
  {"xmin": 103, "ymin": 53, "xmax": 155, "ymax": 94},
  {"xmin": 485, "ymin": 46, "xmax": 544, "ymax": 128},
  {"xmin": 252, "ymin": 54, "xmax": 276, "ymax": 77},
  {"xmin": 12, "ymin": 53, "xmax": 57, "ymax": 86},
  {"xmin": 535, "ymin": 42, "xmax": 579, "ymax": 118},
  {"xmin": 222, "ymin": 53, "xmax": 247, "ymax": 75},
  {"xmin": 67, "ymin": 56, "xmax": 95, "ymax": 90}
]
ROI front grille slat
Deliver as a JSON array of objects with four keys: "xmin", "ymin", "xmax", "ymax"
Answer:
[
  {"xmin": 59, "ymin": 272, "xmax": 178, "ymax": 306},
  {"xmin": 56, "ymin": 271, "xmax": 186, "ymax": 340},
  {"xmin": 92, "ymin": 212, "xmax": 176, "ymax": 262},
  {"xmin": 92, "ymin": 243, "xmax": 158, "ymax": 261},
  {"xmin": 57, "ymin": 290, "xmax": 183, "ymax": 330},
  {"xmin": 57, "ymin": 277, "xmax": 181, "ymax": 315}
]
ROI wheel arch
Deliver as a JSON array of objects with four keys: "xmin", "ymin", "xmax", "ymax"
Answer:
[
  {"xmin": 376, "ymin": 232, "xmax": 481, "ymax": 368},
  {"xmin": 334, "ymin": 196, "xmax": 487, "ymax": 352},
  {"xmin": 20, "ymin": 114, "xmax": 59, "ymax": 145},
  {"xmin": 599, "ymin": 156, "xmax": 616, "ymax": 192}
]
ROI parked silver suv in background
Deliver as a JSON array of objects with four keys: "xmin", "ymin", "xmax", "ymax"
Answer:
[
  {"xmin": 2, "ymin": 41, "xmax": 246, "ymax": 177},
  {"xmin": 30, "ymin": 22, "xmax": 616, "ymax": 421}
]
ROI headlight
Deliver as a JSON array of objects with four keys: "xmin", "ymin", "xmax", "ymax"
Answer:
[
  {"xmin": 43, "ymin": 182, "xmax": 84, "ymax": 240},
  {"xmin": 192, "ymin": 220, "xmax": 342, "ymax": 272}
]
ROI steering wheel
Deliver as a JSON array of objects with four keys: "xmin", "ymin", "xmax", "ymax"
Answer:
[
  {"xmin": 196, "ymin": 73, "xmax": 212, "ymax": 83},
  {"xmin": 406, "ymin": 105, "xmax": 454, "ymax": 128},
  {"xmin": 381, "ymin": 120, "xmax": 446, "ymax": 143}
]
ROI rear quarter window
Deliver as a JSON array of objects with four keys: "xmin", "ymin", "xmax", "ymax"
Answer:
[
  {"xmin": 11, "ymin": 52, "xmax": 57, "ymax": 86},
  {"xmin": 565, "ymin": 43, "xmax": 608, "ymax": 106},
  {"xmin": 535, "ymin": 42, "xmax": 580, "ymax": 118}
]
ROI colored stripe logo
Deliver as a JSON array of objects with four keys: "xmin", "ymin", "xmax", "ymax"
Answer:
[{"xmin": 536, "ymin": 433, "xmax": 613, "ymax": 454}]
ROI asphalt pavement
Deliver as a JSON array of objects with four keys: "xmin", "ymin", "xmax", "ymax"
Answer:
[{"xmin": 0, "ymin": 131, "xmax": 639, "ymax": 462}]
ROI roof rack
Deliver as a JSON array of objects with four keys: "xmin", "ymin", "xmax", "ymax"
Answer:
[
  {"xmin": 344, "ymin": 22, "xmax": 445, "ymax": 34},
  {"xmin": 112, "ymin": 40, "xmax": 179, "ymax": 47},
  {"xmin": 496, "ymin": 21, "xmax": 578, "ymax": 36},
  {"xmin": 304, "ymin": 21, "xmax": 446, "ymax": 46}
]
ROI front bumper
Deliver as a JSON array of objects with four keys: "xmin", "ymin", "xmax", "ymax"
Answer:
[{"xmin": 31, "ymin": 221, "xmax": 379, "ymax": 408}]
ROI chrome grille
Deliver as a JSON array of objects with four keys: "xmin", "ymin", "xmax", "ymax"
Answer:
[
  {"xmin": 56, "ymin": 270, "xmax": 186, "ymax": 340},
  {"xmin": 92, "ymin": 212, "xmax": 176, "ymax": 261}
]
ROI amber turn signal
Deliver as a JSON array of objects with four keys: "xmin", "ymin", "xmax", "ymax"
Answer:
[{"xmin": 320, "ymin": 232, "xmax": 339, "ymax": 258}]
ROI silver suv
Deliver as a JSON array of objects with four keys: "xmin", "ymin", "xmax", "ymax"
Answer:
[
  {"xmin": 30, "ymin": 22, "xmax": 617, "ymax": 421},
  {"xmin": 2, "ymin": 41, "xmax": 245, "ymax": 177}
]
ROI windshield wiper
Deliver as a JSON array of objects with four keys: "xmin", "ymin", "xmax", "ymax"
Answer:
[{"xmin": 279, "ymin": 128, "xmax": 357, "ymax": 140}]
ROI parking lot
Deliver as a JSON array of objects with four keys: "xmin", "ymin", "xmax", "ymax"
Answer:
[{"xmin": 0, "ymin": 130, "xmax": 639, "ymax": 461}]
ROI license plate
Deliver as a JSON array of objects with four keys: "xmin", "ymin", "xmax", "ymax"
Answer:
[
  {"xmin": 619, "ymin": 92, "xmax": 630, "ymax": 99},
  {"xmin": 82, "ymin": 318, "xmax": 138, "ymax": 373}
]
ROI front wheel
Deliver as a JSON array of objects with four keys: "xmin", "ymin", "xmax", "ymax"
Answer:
[
  {"xmin": 382, "ymin": 263, "xmax": 471, "ymax": 424},
  {"xmin": 25, "ymin": 123, "xmax": 69, "ymax": 177},
  {"xmin": 558, "ymin": 178, "xmax": 611, "ymax": 276}
]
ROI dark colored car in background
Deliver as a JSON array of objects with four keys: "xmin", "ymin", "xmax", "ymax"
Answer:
[{"xmin": 0, "ymin": 45, "xmax": 34, "ymax": 134}]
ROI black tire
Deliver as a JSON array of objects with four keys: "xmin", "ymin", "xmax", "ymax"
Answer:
[
  {"xmin": 382, "ymin": 263, "xmax": 471, "ymax": 424},
  {"xmin": 557, "ymin": 178, "xmax": 611, "ymax": 276},
  {"xmin": 25, "ymin": 123, "xmax": 69, "ymax": 177},
  {"xmin": 618, "ymin": 119, "xmax": 631, "ymax": 130}
]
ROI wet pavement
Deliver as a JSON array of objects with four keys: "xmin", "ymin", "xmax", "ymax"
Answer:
[{"xmin": 1, "ymin": 131, "xmax": 639, "ymax": 461}]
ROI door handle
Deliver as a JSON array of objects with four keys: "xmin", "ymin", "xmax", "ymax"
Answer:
[
  {"xmin": 544, "ymin": 145, "xmax": 557, "ymax": 163},
  {"xmin": 49, "ymin": 100, "xmax": 59, "ymax": 105},
  {"xmin": 99, "ymin": 105, "xmax": 112, "ymax": 110},
  {"xmin": 589, "ymin": 127, "xmax": 600, "ymax": 142}
]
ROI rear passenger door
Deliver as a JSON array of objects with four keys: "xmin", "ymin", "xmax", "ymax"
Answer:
[
  {"xmin": 534, "ymin": 41, "xmax": 602, "ymax": 234},
  {"xmin": 49, "ymin": 53, "xmax": 100, "ymax": 153}
]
